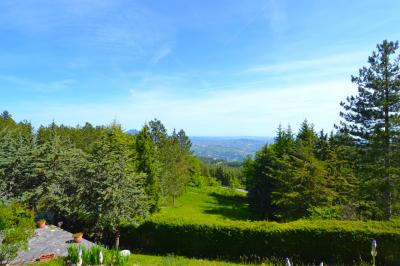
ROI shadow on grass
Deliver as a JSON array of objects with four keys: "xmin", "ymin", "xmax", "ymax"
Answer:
[{"xmin": 203, "ymin": 192, "xmax": 257, "ymax": 221}]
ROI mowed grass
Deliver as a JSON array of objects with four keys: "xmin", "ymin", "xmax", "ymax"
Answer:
[
  {"xmin": 157, "ymin": 186, "xmax": 256, "ymax": 223},
  {"xmin": 33, "ymin": 254, "xmax": 264, "ymax": 266}
]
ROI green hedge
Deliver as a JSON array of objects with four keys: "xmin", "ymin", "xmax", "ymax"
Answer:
[{"xmin": 121, "ymin": 216, "xmax": 400, "ymax": 265}]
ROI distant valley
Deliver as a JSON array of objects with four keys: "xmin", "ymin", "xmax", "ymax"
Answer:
[
  {"xmin": 128, "ymin": 129, "xmax": 273, "ymax": 162},
  {"xmin": 190, "ymin": 136, "xmax": 273, "ymax": 162}
]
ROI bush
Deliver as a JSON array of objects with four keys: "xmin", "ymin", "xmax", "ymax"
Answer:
[
  {"xmin": 308, "ymin": 206, "xmax": 343, "ymax": 220},
  {"xmin": 121, "ymin": 216, "xmax": 400, "ymax": 265},
  {"xmin": 191, "ymin": 175, "xmax": 221, "ymax": 188},
  {"xmin": 0, "ymin": 202, "xmax": 34, "ymax": 266}
]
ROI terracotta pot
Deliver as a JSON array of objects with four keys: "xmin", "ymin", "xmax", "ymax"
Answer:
[
  {"xmin": 38, "ymin": 254, "xmax": 55, "ymax": 262},
  {"xmin": 37, "ymin": 220, "xmax": 46, "ymax": 228},
  {"xmin": 73, "ymin": 233, "xmax": 84, "ymax": 243},
  {"xmin": 74, "ymin": 236, "xmax": 83, "ymax": 243}
]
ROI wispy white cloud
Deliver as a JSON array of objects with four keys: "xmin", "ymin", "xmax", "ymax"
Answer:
[
  {"xmin": 11, "ymin": 77, "xmax": 357, "ymax": 136},
  {"xmin": 245, "ymin": 52, "xmax": 367, "ymax": 74},
  {"xmin": 150, "ymin": 47, "xmax": 171, "ymax": 65},
  {"xmin": 0, "ymin": 1, "xmax": 174, "ymax": 58},
  {"xmin": 0, "ymin": 75, "xmax": 75, "ymax": 93}
]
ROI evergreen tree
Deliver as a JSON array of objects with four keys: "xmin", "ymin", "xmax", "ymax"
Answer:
[
  {"xmin": 244, "ymin": 145, "xmax": 280, "ymax": 219},
  {"xmin": 135, "ymin": 124, "xmax": 161, "ymax": 213},
  {"xmin": 0, "ymin": 111, "xmax": 17, "ymax": 137},
  {"xmin": 148, "ymin": 118, "xmax": 168, "ymax": 149},
  {"xmin": 0, "ymin": 130, "xmax": 36, "ymax": 202},
  {"xmin": 176, "ymin": 129, "xmax": 192, "ymax": 153},
  {"xmin": 245, "ymin": 123, "xmax": 355, "ymax": 220},
  {"xmin": 340, "ymin": 40, "xmax": 400, "ymax": 219},
  {"xmin": 30, "ymin": 132, "xmax": 88, "ymax": 219},
  {"xmin": 86, "ymin": 125, "xmax": 148, "ymax": 246}
]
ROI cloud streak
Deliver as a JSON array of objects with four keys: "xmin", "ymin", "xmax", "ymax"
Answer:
[
  {"xmin": 0, "ymin": 75, "xmax": 75, "ymax": 93},
  {"xmin": 244, "ymin": 52, "xmax": 367, "ymax": 74},
  {"xmin": 0, "ymin": 1, "xmax": 174, "ymax": 58},
  {"xmin": 11, "ymin": 78, "xmax": 357, "ymax": 136}
]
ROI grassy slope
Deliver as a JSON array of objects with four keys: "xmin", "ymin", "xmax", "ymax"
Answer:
[
  {"xmin": 157, "ymin": 186, "xmax": 255, "ymax": 223},
  {"xmin": 153, "ymin": 186, "xmax": 400, "ymax": 233}
]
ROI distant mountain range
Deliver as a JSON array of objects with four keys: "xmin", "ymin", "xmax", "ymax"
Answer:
[
  {"xmin": 190, "ymin": 136, "xmax": 273, "ymax": 162},
  {"xmin": 127, "ymin": 129, "xmax": 139, "ymax": 135},
  {"xmin": 127, "ymin": 129, "xmax": 273, "ymax": 162}
]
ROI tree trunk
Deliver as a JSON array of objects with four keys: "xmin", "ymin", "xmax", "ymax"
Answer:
[
  {"xmin": 383, "ymin": 75, "xmax": 392, "ymax": 220},
  {"xmin": 115, "ymin": 230, "xmax": 120, "ymax": 249}
]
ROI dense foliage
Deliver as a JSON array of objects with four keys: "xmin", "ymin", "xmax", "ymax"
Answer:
[
  {"xmin": 0, "ymin": 202, "xmax": 34, "ymax": 265},
  {"xmin": 121, "ymin": 215, "xmax": 400, "ymax": 265},
  {"xmin": 200, "ymin": 158, "xmax": 244, "ymax": 188},
  {"xmin": 0, "ymin": 114, "xmax": 197, "ymax": 245},
  {"xmin": 244, "ymin": 122, "xmax": 356, "ymax": 221}
]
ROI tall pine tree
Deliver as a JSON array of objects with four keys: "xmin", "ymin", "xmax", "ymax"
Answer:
[{"xmin": 340, "ymin": 40, "xmax": 400, "ymax": 219}]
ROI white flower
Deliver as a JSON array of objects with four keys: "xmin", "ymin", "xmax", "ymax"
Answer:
[
  {"xmin": 99, "ymin": 250, "xmax": 104, "ymax": 264},
  {"xmin": 371, "ymin": 239, "xmax": 378, "ymax": 257}
]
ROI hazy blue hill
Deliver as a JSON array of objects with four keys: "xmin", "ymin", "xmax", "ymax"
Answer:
[
  {"xmin": 127, "ymin": 129, "xmax": 273, "ymax": 162},
  {"xmin": 190, "ymin": 136, "xmax": 273, "ymax": 162},
  {"xmin": 127, "ymin": 129, "xmax": 139, "ymax": 135}
]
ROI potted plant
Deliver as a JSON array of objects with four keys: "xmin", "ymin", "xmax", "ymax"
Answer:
[
  {"xmin": 73, "ymin": 232, "xmax": 84, "ymax": 243},
  {"xmin": 38, "ymin": 253, "xmax": 55, "ymax": 262},
  {"xmin": 36, "ymin": 219, "xmax": 46, "ymax": 228}
]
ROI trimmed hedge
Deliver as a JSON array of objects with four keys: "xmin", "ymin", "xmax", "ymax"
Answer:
[{"xmin": 121, "ymin": 216, "xmax": 400, "ymax": 265}]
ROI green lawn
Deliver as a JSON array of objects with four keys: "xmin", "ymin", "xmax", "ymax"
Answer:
[
  {"xmin": 157, "ymin": 186, "xmax": 256, "ymax": 223},
  {"xmin": 32, "ymin": 254, "xmax": 369, "ymax": 266},
  {"xmin": 33, "ymin": 253, "xmax": 264, "ymax": 266}
]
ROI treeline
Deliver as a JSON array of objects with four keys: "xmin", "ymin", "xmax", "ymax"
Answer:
[
  {"xmin": 245, "ymin": 40, "xmax": 400, "ymax": 221},
  {"xmin": 0, "ymin": 114, "xmax": 197, "ymax": 245},
  {"xmin": 199, "ymin": 158, "xmax": 244, "ymax": 188}
]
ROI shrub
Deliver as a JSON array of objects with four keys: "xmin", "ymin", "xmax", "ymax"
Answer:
[
  {"xmin": 121, "ymin": 216, "xmax": 400, "ymax": 265},
  {"xmin": 308, "ymin": 206, "xmax": 343, "ymax": 220},
  {"xmin": 0, "ymin": 202, "xmax": 34, "ymax": 266}
]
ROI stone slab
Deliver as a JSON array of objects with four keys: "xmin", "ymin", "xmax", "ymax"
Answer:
[{"xmin": 10, "ymin": 226, "xmax": 93, "ymax": 265}]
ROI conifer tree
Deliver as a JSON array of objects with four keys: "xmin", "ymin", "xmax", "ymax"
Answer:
[
  {"xmin": 340, "ymin": 40, "xmax": 400, "ymax": 219},
  {"xmin": 148, "ymin": 119, "xmax": 168, "ymax": 149},
  {"xmin": 176, "ymin": 129, "xmax": 192, "ymax": 153},
  {"xmin": 0, "ymin": 131, "xmax": 35, "ymax": 202},
  {"xmin": 86, "ymin": 125, "xmax": 148, "ymax": 246},
  {"xmin": 30, "ymin": 132, "xmax": 88, "ymax": 218},
  {"xmin": 135, "ymin": 124, "xmax": 161, "ymax": 213}
]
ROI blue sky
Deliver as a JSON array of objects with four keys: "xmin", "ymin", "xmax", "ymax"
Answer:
[{"xmin": 1, "ymin": 0, "xmax": 399, "ymax": 136}]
